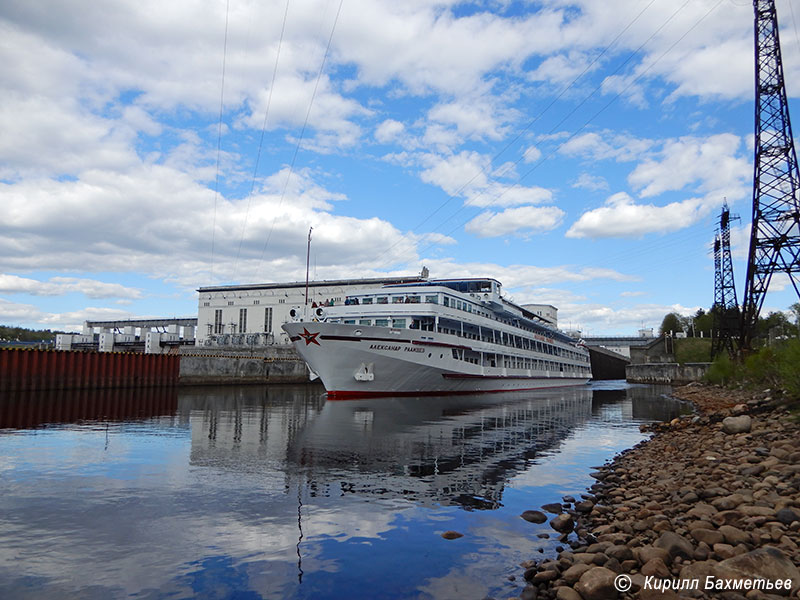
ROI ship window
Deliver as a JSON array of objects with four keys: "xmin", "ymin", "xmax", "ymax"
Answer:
[
  {"xmin": 408, "ymin": 295, "xmax": 420, "ymax": 303},
  {"xmin": 375, "ymin": 319, "xmax": 390, "ymax": 327},
  {"xmin": 359, "ymin": 319, "xmax": 371, "ymax": 325},
  {"xmin": 344, "ymin": 319, "xmax": 356, "ymax": 324},
  {"xmin": 377, "ymin": 297, "xmax": 388, "ymax": 304},
  {"xmin": 443, "ymin": 296, "xmax": 450, "ymax": 307},
  {"xmin": 392, "ymin": 318, "xmax": 406, "ymax": 328},
  {"xmin": 425, "ymin": 295, "xmax": 438, "ymax": 304},
  {"xmin": 362, "ymin": 297, "xmax": 373, "ymax": 304},
  {"xmin": 392, "ymin": 296, "xmax": 404, "ymax": 304}
]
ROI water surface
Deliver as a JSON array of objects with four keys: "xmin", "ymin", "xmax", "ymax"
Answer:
[{"xmin": 0, "ymin": 381, "xmax": 686, "ymax": 599}]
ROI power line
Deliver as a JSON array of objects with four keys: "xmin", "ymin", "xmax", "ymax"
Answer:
[
  {"xmin": 371, "ymin": 0, "xmax": 662, "ymax": 269},
  {"xmin": 210, "ymin": 0, "xmax": 231, "ymax": 286},
  {"xmin": 412, "ymin": 0, "xmax": 661, "ymax": 236},
  {"xmin": 233, "ymin": 0, "xmax": 291, "ymax": 281},
  {"xmin": 257, "ymin": 0, "xmax": 344, "ymax": 279},
  {"xmin": 407, "ymin": 0, "xmax": 725, "ymax": 266}
]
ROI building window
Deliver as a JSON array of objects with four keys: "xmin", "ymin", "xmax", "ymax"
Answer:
[
  {"xmin": 214, "ymin": 309, "xmax": 223, "ymax": 334},
  {"xmin": 264, "ymin": 307, "xmax": 273, "ymax": 333},
  {"xmin": 253, "ymin": 299, "xmax": 260, "ymax": 305},
  {"xmin": 279, "ymin": 299, "xmax": 286, "ymax": 304},
  {"xmin": 239, "ymin": 308, "xmax": 247, "ymax": 333},
  {"xmin": 228, "ymin": 301, "xmax": 234, "ymax": 306},
  {"xmin": 203, "ymin": 302, "xmax": 210, "ymax": 307}
]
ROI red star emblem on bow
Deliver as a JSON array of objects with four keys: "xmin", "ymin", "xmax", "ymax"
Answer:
[{"xmin": 299, "ymin": 328, "xmax": 321, "ymax": 346}]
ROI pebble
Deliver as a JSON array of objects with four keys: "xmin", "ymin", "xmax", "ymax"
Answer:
[{"xmin": 509, "ymin": 384, "xmax": 800, "ymax": 599}]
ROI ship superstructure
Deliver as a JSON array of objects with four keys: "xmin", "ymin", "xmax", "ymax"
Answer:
[{"xmin": 283, "ymin": 278, "xmax": 591, "ymax": 398}]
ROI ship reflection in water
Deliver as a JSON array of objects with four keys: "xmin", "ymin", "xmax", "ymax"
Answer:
[{"xmin": 0, "ymin": 382, "xmax": 687, "ymax": 600}]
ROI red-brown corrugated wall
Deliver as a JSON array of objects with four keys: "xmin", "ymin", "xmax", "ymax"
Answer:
[{"xmin": 0, "ymin": 349, "xmax": 179, "ymax": 393}]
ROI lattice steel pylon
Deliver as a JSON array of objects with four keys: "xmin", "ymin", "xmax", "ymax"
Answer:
[
  {"xmin": 740, "ymin": 0, "xmax": 800, "ymax": 352},
  {"xmin": 712, "ymin": 201, "xmax": 740, "ymax": 358}
]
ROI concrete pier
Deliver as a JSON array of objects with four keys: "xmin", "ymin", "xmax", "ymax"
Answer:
[{"xmin": 178, "ymin": 346, "xmax": 309, "ymax": 385}]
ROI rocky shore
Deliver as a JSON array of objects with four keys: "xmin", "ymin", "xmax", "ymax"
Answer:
[{"xmin": 513, "ymin": 384, "xmax": 800, "ymax": 600}]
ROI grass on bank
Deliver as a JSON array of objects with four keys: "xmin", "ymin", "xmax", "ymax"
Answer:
[
  {"xmin": 674, "ymin": 338, "xmax": 712, "ymax": 364},
  {"xmin": 705, "ymin": 338, "xmax": 800, "ymax": 404}
]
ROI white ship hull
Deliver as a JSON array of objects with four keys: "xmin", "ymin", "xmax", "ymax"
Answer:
[{"xmin": 283, "ymin": 321, "xmax": 590, "ymax": 399}]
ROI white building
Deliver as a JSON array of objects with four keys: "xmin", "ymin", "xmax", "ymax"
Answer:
[{"xmin": 196, "ymin": 275, "xmax": 425, "ymax": 346}]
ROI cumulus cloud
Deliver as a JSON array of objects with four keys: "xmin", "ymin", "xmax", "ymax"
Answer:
[
  {"xmin": 558, "ymin": 131, "xmax": 653, "ymax": 162},
  {"xmin": 0, "ymin": 164, "xmax": 420, "ymax": 289},
  {"xmin": 465, "ymin": 206, "xmax": 565, "ymax": 238},
  {"xmin": 0, "ymin": 274, "xmax": 143, "ymax": 299},
  {"xmin": 418, "ymin": 151, "xmax": 553, "ymax": 209},
  {"xmin": 565, "ymin": 192, "xmax": 712, "ymax": 239},
  {"xmin": 572, "ymin": 173, "xmax": 609, "ymax": 191},
  {"xmin": 375, "ymin": 119, "xmax": 405, "ymax": 144},
  {"xmin": 628, "ymin": 134, "xmax": 750, "ymax": 198}
]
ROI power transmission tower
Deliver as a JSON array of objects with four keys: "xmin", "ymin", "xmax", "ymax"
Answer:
[
  {"xmin": 712, "ymin": 201, "xmax": 740, "ymax": 358},
  {"xmin": 740, "ymin": 0, "xmax": 800, "ymax": 352}
]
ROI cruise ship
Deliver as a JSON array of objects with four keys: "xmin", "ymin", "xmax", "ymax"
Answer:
[{"xmin": 282, "ymin": 278, "xmax": 592, "ymax": 398}]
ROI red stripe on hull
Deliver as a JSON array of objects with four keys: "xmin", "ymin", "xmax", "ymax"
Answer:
[{"xmin": 326, "ymin": 382, "xmax": 587, "ymax": 400}]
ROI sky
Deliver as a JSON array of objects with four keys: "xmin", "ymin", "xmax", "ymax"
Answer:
[{"xmin": 2, "ymin": 0, "xmax": 800, "ymax": 336}]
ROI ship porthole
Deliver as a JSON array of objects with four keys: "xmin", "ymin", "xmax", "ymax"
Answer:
[{"xmin": 428, "ymin": 353, "xmax": 432, "ymax": 358}]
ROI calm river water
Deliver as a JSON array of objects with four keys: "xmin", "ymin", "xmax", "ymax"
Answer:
[{"xmin": 0, "ymin": 381, "xmax": 687, "ymax": 600}]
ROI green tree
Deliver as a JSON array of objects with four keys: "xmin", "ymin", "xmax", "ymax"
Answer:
[
  {"xmin": 659, "ymin": 312, "xmax": 683, "ymax": 336},
  {"xmin": 691, "ymin": 308, "xmax": 714, "ymax": 338},
  {"xmin": 790, "ymin": 302, "xmax": 800, "ymax": 335}
]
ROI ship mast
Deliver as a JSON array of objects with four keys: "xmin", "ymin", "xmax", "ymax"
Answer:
[{"xmin": 304, "ymin": 227, "xmax": 313, "ymax": 308}]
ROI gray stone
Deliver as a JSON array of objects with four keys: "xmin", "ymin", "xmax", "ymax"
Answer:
[
  {"xmin": 718, "ymin": 525, "xmax": 751, "ymax": 546},
  {"xmin": 641, "ymin": 557, "xmax": 671, "ymax": 578},
  {"xmin": 533, "ymin": 569, "xmax": 559, "ymax": 583},
  {"xmin": 687, "ymin": 502, "xmax": 718, "ymax": 518},
  {"xmin": 521, "ymin": 510, "xmax": 548, "ymax": 524},
  {"xmin": 654, "ymin": 531, "xmax": 694, "ymax": 560},
  {"xmin": 604, "ymin": 544, "xmax": 633, "ymax": 562},
  {"xmin": 562, "ymin": 563, "xmax": 592, "ymax": 585},
  {"xmin": 713, "ymin": 494, "xmax": 745, "ymax": 511},
  {"xmin": 551, "ymin": 513, "xmax": 575, "ymax": 534},
  {"xmin": 722, "ymin": 415, "xmax": 752, "ymax": 434},
  {"xmin": 776, "ymin": 507, "xmax": 800, "ymax": 526},
  {"xmin": 637, "ymin": 545, "xmax": 671, "ymax": 565},
  {"xmin": 574, "ymin": 566, "xmax": 619, "ymax": 600},
  {"xmin": 715, "ymin": 547, "xmax": 800, "ymax": 597},
  {"xmin": 691, "ymin": 528, "xmax": 725, "ymax": 546},
  {"xmin": 679, "ymin": 560, "xmax": 719, "ymax": 586},
  {"xmin": 555, "ymin": 587, "xmax": 582, "ymax": 600}
]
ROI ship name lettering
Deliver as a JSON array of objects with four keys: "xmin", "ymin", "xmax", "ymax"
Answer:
[{"xmin": 369, "ymin": 344, "xmax": 401, "ymax": 351}]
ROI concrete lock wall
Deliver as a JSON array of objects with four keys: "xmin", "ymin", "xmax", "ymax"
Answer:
[
  {"xmin": 178, "ymin": 346, "xmax": 309, "ymax": 385},
  {"xmin": 626, "ymin": 362, "xmax": 711, "ymax": 385}
]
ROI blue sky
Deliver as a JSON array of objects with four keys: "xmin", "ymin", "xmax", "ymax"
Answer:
[{"xmin": 2, "ymin": 0, "xmax": 800, "ymax": 335}]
